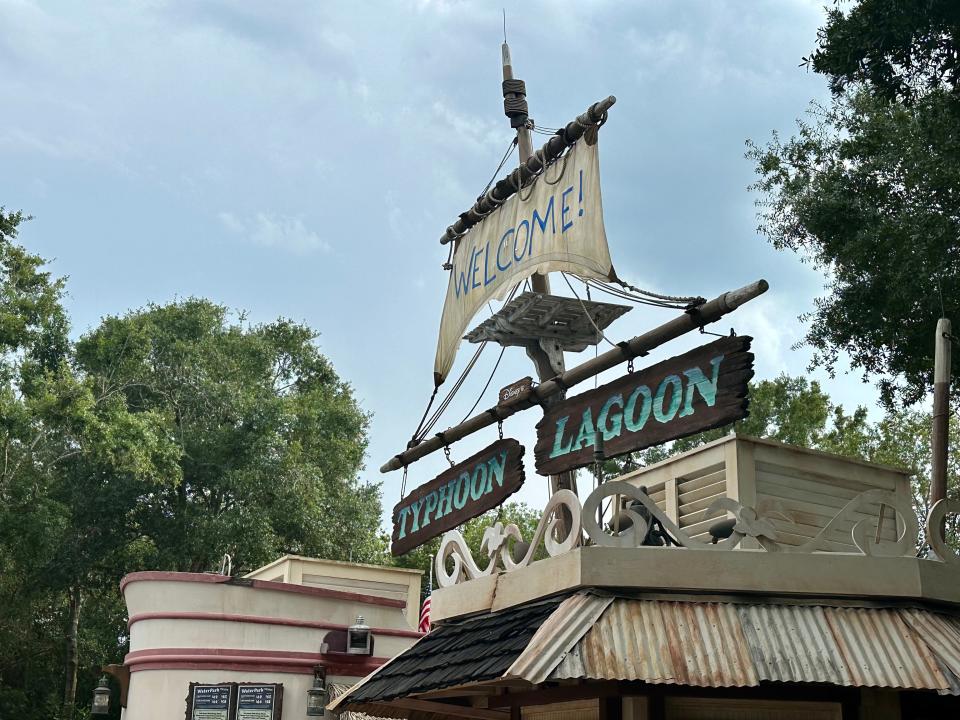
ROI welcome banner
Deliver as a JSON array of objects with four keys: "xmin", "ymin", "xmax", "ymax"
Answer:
[{"xmin": 433, "ymin": 139, "xmax": 614, "ymax": 384}]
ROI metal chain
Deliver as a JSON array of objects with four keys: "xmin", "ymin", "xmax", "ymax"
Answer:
[
  {"xmin": 498, "ymin": 420, "xmax": 504, "ymax": 440},
  {"xmin": 628, "ymin": 357, "xmax": 634, "ymax": 373},
  {"xmin": 401, "ymin": 466, "xmax": 408, "ymax": 497},
  {"xmin": 443, "ymin": 445, "xmax": 454, "ymax": 468}
]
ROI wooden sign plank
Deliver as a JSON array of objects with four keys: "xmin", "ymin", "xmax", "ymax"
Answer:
[
  {"xmin": 391, "ymin": 438, "xmax": 525, "ymax": 556},
  {"xmin": 498, "ymin": 376, "xmax": 533, "ymax": 407},
  {"xmin": 534, "ymin": 336, "xmax": 753, "ymax": 475}
]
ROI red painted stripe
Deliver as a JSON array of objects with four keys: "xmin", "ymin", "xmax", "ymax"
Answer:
[
  {"xmin": 120, "ymin": 571, "xmax": 406, "ymax": 609},
  {"xmin": 126, "ymin": 647, "xmax": 388, "ymax": 661},
  {"xmin": 120, "ymin": 572, "xmax": 228, "ymax": 592},
  {"xmin": 124, "ymin": 648, "xmax": 388, "ymax": 676},
  {"xmin": 128, "ymin": 661, "xmax": 377, "ymax": 676},
  {"xmin": 127, "ymin": 611, "xmax": 423, "ymax": 638}
]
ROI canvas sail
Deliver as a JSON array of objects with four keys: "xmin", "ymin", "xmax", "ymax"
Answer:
[{"xmin": 434, "ymin": 138, "xmax": 614, "ymax": 384}]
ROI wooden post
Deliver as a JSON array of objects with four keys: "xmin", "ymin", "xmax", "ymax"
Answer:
[
  {"xmin": 932, "ymin": 318, "xmax": 951, "ymax": 513},
  {"xmin": 501, "ymin": 40, "xmax": 576, "ymax": 511}
]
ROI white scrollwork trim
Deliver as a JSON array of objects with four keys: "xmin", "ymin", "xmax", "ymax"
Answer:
[
  {"xmin": 783, "ymin": 488, "xmax": 917, "ymax": 557},
  {"xmin": 434, "ymin": 489, "xmax": 582, "ymax": 587},
  {"xmin": 582, "ymin": 481, "xmax": 748, "ymax": 550},
  {"xmin": 926, "ymin": 499, "xmax": 960, "ymax": 566}
]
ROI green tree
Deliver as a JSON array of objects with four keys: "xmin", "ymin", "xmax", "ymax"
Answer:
[
  {"xmin": 807, "ymin": 0, "xmax": 960, "ymax": 102},
  {"xmin": 605, "ymin": 375, "xmax": 834, "ymax": 469},
  {"xmin": 1, "ymin": 213, "xmax": 382, "ymax": 718},
  {"xmin": 74, "ymin": 299, "xmax": 382, "ymax": 574},
  {"xmin": 747, "ymin": 1, "xmax": 960, "ymax": 408}
]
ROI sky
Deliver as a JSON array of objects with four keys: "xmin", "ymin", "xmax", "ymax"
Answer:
[{"xmin": 0, "ymin": 0, "xmax": 873, "ymax": 530}]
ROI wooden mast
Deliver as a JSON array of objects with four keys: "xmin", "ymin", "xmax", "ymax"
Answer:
[
  {"xmin": 932, "ymin": 317, "xmax": 951, "ymax": 517},
  {"xmin": 500, "ymin": 38, "xmax": 577, "ymax": 507}
]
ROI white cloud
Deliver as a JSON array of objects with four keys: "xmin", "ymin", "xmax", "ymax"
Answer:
[{"xmin": 218, "ymin": 211, "xmax": 330, "ymax": 254}]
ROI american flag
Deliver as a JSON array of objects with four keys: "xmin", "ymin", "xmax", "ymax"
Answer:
[{"xmin": 418, "ymin": 568, "xmax": 432, "ymax": 633}]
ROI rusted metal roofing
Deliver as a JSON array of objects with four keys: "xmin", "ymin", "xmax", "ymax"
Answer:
[
  {"xmin": 552, "ymin": 598, "xmax": 960, "ymax": 694},
  {"xmin": 897, "ymin": 608, "xmax": 960, "ymax": 694},
  {"xmin": 333, "ymin": 590, "xmax": 960, "ymax": 712},
  {"xmin": 552, "ymin": 599, "xmax": 758, "ymax": 687},
  {"xmin": 506, "ymin": 592, "xmax": 613, "ymax": 684}
]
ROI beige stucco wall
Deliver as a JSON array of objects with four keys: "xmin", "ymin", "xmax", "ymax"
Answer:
[
  {"xmin": 122, "ymin": 567, "xmax": 422, "ymax": 720},
  {"xmin": 245, "ymin": 555, "xmax": 423, "ymax": 627}
]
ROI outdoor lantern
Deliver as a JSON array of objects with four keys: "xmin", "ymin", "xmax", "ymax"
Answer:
[
  {"xmin": 91, "ymin": 674, "xmax": 111, "ymax": 715},
  {"xmin": 306, "ymin": 665, "xmax": 328, "ymax": 717},
  {"xmin": 346, "ymin": 615, "xmax": 372, "ymax": 655}
]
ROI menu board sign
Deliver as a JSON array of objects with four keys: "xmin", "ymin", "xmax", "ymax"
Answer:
[
  {"xmin": 184, "ymin": 683, "xmax": 283, "ymax": 720},
  {"xmin": 189, "ymin": 684, "xmax": 233, "ymax": 720},
  {"xmin": 237, "ymin": 684, "xmax": 281, "ymax": 720}
]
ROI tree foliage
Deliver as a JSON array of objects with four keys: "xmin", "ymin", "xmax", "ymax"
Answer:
[
  {"xmin": 748, "ymin": 1, "xmax": 960, "ymax": 408},
  {"xmin": 0, "ymin": 210, "xmax": 380, "ymax": 719},
  {"xmin": 74, "ymin": 299, "xmax": 381, "ymax": 573},
  {"xmin": 809, "ymin": 0, "xmax": 960, "ymax": 101}
]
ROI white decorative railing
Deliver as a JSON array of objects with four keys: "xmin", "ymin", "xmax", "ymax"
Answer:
[{"xmin": 434, "ymin": 483, "xmax": 960, "ymax": 588}]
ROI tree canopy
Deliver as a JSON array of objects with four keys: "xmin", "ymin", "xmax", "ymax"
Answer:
[
  {"xmin": 748, "ymin": 0, "xmax": 960, "ymax": 408},
  {"xmin": 0, "ymin": 210, "xmax": 381, "ymax": 719},
  {"xmin": 808, "ymin": 0, "xmax": 960, "ymax": 101}
]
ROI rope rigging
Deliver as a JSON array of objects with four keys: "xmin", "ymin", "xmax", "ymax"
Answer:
[
  {"xmin": 479, "ymin": 137, "xmax": 518, "ymax": 201},
  {"xmin": 581, "ymin": 276, "xmax": 704, "ymax": 310},
  {"xmin": 459, "ymin": 345, "xmax": 506, "ymax": 424},
  {"xmin": 407, "ymin": 283, "xmax": 521, "ymax": 448}
]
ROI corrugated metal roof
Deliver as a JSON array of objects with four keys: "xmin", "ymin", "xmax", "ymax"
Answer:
[
  {"xmin": 552, "ymin": 599, "xmax": 960, "ymax": 695},
  {"xmin": 737, "ymin": 603, "xmax": 846, "ymax": 684},
  {"xmin": 334, "ymin": 591, "xmax": 960, "ymax": 711},
  {"xmin": 506, "ymin": 592, "xmax": 613, "ymax": 684},
  {"xmin": 900, "ymin": 607, "xmax": 960, "ymax": 688},
  {"xmin": 822, "ymin": 607, "xmax": 947, "ymax": 690},
  {"xmin": 552, "ymin": 599, "xmax": 757, "ymax": 687}
]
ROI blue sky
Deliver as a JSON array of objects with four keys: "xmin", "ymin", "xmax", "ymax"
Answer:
[{"xmin": 0, "ymin": 1, "xmax": 870, "ymax": 526}]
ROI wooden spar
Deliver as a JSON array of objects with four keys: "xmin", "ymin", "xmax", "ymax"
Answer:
[
  {"xmin": 381, "ymin": 279, "xmax": 769, "ymax": 473},
  {"xmin": 499, "ymin": 40, "xmax": 574, "ymax": 512},
  {"xmin": 931, "ymin": 317, "xmax": 951, "ymax": 512},
  {"xmin": 439, "ymin": 95, "xmax": 616, "ymax": 245}
]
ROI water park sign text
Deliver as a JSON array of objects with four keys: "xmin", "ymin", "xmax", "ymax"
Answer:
[
  {"xmin": 434, "ymin": 140, "xmax": 614, "ymax": 384},
  {"xmin": 534, "ymin": 336, "xmax": 754, "ymax": 475},
  {"xmin": 391, "ymin": 438, "xmax": 525, "ymax": 556}
]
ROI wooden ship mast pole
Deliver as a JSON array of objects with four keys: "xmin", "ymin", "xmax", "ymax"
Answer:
[{"xmin": 500, "ymin": 39, "xmax": 578, "ymax": 505}]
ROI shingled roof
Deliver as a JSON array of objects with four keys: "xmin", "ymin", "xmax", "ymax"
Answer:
[
  {"xmin": 348, "ymin": 594, "xmax": 567, "ymax": 703},
  {"xmin": 332, "ymin": 590, "xmax": 960, "ymax": 718}
]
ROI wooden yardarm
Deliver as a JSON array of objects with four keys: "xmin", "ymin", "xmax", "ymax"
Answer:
[
  {"xmin": 534, "ymin": 336, "xmax": 754, "ymax": 475},
  {"xmin": 391, "ymin": 438, "xmax": 525, "ymax": 556},
  {"xmin": 381, "ymin": 280, "xmax": 768, "ymax": 473}
]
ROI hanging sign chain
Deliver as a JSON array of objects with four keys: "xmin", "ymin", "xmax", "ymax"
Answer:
[
  {"xmin": 498, "ymin": 420, "xmax": 504, "ymax": 440},
  {"xmin": 443, "ymin": 445, "xmax": 455, "ymax": 468}
]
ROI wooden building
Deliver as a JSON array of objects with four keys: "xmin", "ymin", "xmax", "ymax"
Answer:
[{"xmin": 331, "ymin": 436, "xmax": 960, "ymax": 720}]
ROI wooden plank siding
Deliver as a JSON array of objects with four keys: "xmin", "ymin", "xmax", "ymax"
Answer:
[{"xmin": 613, "ymin": 435, "xmax": 912, "ymax": 552}]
